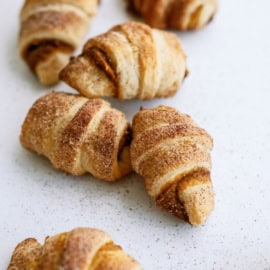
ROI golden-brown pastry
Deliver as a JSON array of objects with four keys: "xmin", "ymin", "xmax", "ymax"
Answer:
[
  {"xmin": 20, "ymin": 92, "xmax": 131, "ymax": 181},
  {"xmin": 128, "ymin": 0, "xmax": 218, "ymax": 30},
  {"xmin": 19, "ymin": 0, "xmax": 99, "ymax": 85},
  {"xmin": 8, "ymin": 227, "xmax": 142, "ymax": 270},
  {"xmin": 60, "ymin": 21, "xmax": 187, "ymax": 100},
  {"xmin": 130, "ymin": 106, "xmax": 214, "ymax": 225}
]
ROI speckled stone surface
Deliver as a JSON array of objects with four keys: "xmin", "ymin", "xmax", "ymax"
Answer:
[{"xmin": 1, "ymin": 0, "xmax": 270, "ymax": 269}]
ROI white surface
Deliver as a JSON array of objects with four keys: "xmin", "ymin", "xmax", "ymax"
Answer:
[{"xmin": 0, "ymin": 0, "xmax": 270, "ymax": 269}]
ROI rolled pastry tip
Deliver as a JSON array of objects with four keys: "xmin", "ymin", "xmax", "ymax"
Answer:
[{"xmin": 131, "ymin": 106, "xmax": 215, "ymax": 225}]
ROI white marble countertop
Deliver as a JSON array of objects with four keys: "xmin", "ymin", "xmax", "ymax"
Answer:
[{"xmin": 1, "ymin": 0, "xmax": 270, "ymax": 269}]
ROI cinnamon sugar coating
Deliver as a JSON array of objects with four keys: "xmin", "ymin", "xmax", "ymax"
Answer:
[
  {"xmin": 8, "ymin": 228, "xmax": 142, "ymax": 270},
  {"xmin": 20, "ymin": 92, "xmax": 132, "ymax": 181},
  {"xmin": 131, "ymin": 106, "xmax": 215, "ymax": 225}
]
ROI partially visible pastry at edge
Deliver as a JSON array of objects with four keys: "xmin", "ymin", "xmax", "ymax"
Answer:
[
  {"xmin": 19, "ymin": 0, "xmax": 99, "ymax": 85},
  {"xmin": 60, "ymin": 21, "xmax": 187, "ymax": 100},
  {"xmin": 127, "ymin": 0, "xmax": 218, "ymax": 30},
  {"xmin": 20, "ymin": 92, "xmax": 131, "ymax": 181},
  {"xmin": 130, "ymin": 106, "xmax": 214, "ymax": 226},
  {"xmin": 8, "ymin": 227, "xmax": 142, "ymax": 270}
]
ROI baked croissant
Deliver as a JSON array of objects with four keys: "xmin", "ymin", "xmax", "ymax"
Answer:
[
  {"xmin": 8, "ymin": 227, "xmax": 142, "ymax": 270},
  {"xmin": 130, "ymin": 106, "xmax": 214, "ymax": 225},
  {"xmin": 20, "ymin": 92, "xmax": 131, "ymax": 181},
  {"xmin": 60, "ymin": 21, "xmax": 187, "ymax": 100},
  {"xmin": 128, "ymin": 0, "xmax": 218, "ymax": 30},
  {"xmin": 19, "ymin": 0, "xmax": 99, "ymax": 85}
]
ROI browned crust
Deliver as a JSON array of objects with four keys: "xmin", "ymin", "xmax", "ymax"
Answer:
[
  {"xmin": 19, "ymin": 9, "xmax": 87, "ymax": 55},
  {"xmin": 20, "ymin": 92, "xmax": 81, "ymax": 155},
  {"xmin": 166, "ymin": 0, "xmax": 192, "ymax": 29},
  {"xmin": 137, "ymin": 141, "xmax": 211, "ymax": 191},
  {"xmin": 130, "ymin": 105, "xmax": 214, "ymax": 225},
  {"xmin": 20, "ymin": 10, "xmax": 80, "ymax": 33},
  {"xmin": 61, "ymin": 21, "xmax": 186, "ymax": 100},
  {"xmin": 8, "ymin": 228, "xmax": 142, "ymax": 269},
  {"xmin": 132, "ymin": 106, "xmax": 194, "ymax": 138},
  {"xmin": 51, "ymin": 98, "xmax": 105, "ymax": 174},
  {"xmin": 19, "ymin": 0, "xmax": 98, "ymax": 85},
  {"xmin": 21, "ymin": 0, "xmax": 98, "ymax": 16},
  {"xmin": 131, "ymin": 124, "xmax": 212, "ymax": 162},
  {"xmin": 112, "ymin": 21, "xmax": 157, "ymax": 99},
  {"xmin": 7, "ymin": 238, "xmax": 42, "ymax": 269},
  {"xmin": 128, "ymin": 0, "xmax": 217, "ymax": 30},
  {"xmin": 38, "ymin": 233, "xmax": 68, "ymax": 269},
  {"xmin": 60, "ymin": 228, "xmax": 111, "ymax": 269},
  {"xmin": 82, "ymin": 109, "xmax": 129, "ymax": 180},
  {"xmin": 23, "ymin": 39, "xmax": 73, "ymax": 71},
  {"xmin": 20, "ymin": 92, "xmax": 132, "ymax": 181},
  {"xmin": 90, "ymin": 242, "xmax": 122, "ymax": 268},
  {"xmin": 126, "ymin": 0, "xmax": 174, "ymax": 29}
]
